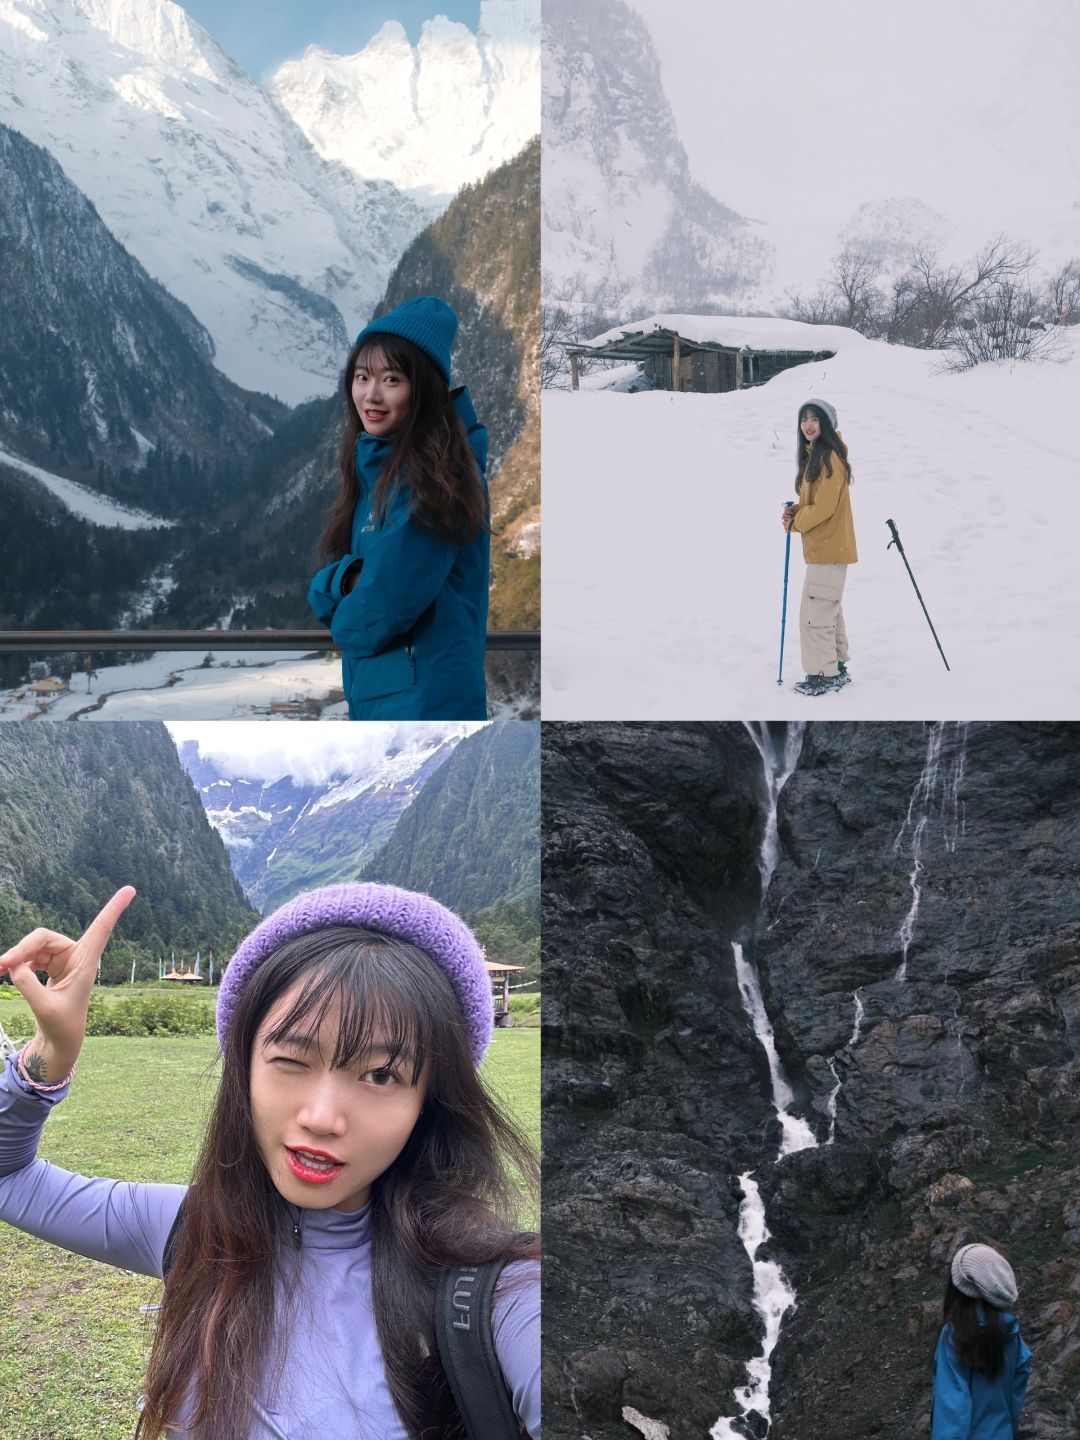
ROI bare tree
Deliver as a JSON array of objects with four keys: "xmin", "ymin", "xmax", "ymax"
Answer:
[
  {"xmin": 540, "ymin": 287, "xmax": 580, "ymax": 390},
  {"xmin": 883, "ymin": 272, "xmax": 920, "ymax": 345},
  {"xmin": 541, "ymin": 274, "xmax": 636, "ymax": 389},
  {"xmin": 1043, "ymin": 259, "xmax": 1080, "ymax": 325},
  {"xmin": 904, "ymin": 235, "xmax": 1032, "ymax": 349},
  {"xmin": 785, "ymin": 283, "xmax": 839, "ymax": 326},
  {"xmin": 945, "ymin": 273, "xmax": 1061, "ymax": 370},
  {"xmin": 829, "ymin": 250, "xmax": 885, "ymax": 333}
]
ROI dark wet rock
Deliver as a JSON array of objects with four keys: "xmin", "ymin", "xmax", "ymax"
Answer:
[{"xmin": 543, "ymin": 722, "xmax": 1080, "ymax": 1440}]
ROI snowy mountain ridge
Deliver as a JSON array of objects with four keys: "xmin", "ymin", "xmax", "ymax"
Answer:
[
  {"xmin": 0, "ymin": 0, "xmax": 425, "ymax": 402},
  {"xmin": 177, "ymin": 730, "xmax": 468, "ymax": 910},
  {"xmin": 269, "ymin": 0, "xmax": 540, "ymax": 207}
]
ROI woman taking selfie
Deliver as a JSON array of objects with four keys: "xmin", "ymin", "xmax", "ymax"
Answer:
[{"xmin": 0, "ymin": 884, "xmax": 539, "ymax": 1439}]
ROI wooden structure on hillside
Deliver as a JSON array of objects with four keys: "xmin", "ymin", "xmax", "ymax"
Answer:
[
  {"xmin": 568, "ymin": 324, "xmax": 836, "ymax": 394},
  {"xmin": 484, "ymin": 958, "xmax": 526, "ymax": 1027}
]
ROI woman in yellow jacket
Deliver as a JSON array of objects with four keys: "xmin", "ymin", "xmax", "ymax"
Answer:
[{"xmin": 782, "ymin": 400, "xmax": 857, "ymax": 696}]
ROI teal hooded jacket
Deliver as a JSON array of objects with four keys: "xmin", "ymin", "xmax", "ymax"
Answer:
[
  {"xmin": 308, "ymin": 389, "xmax": 489, "ymax": 720},
  {"xmin": 931, "ymin": 1315, "xmax": 1031, "ymax": 1439}
]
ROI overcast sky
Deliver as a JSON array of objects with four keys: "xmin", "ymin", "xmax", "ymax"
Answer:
[
  {"xmin": 166, "ymin": 721, "xmax": 485, "ymax": 785},
  {"xmin": 622, "ymin": 0, "xmax": 1077, "ymax": 231},
  {"xmin": 181, "ymin": 0, "xmax": 482, "ymax": 81}
]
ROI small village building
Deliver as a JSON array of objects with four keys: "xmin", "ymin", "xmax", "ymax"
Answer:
[
  {"xmin": 484, "ymin": 957, "xmax": 527, "ymax": 1026},
  {"xmin": 568, "ymin": 315, "xmax": 852, "ymax": 394},
  {"xmin": 30, "ymin": 676, "xmax": 69, "ymax": 696},
  {"xmin": 161, "ymin": 967, "xmax": 204, "ymax": 984}
]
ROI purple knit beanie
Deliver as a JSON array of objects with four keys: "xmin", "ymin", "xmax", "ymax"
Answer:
[{"xmin": 217, "ymin": 883, "xmax": 493, "ymax": 1066}]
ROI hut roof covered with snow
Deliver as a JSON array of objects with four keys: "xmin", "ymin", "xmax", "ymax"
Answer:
[{"xmin": 569, "ymin": 314, "xmax": 864, "ymax": 394}]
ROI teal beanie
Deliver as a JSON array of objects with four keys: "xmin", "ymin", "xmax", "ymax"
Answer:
[{"xmin": 355, "ymin": 296, "xmax": 458, "ymax": 384}]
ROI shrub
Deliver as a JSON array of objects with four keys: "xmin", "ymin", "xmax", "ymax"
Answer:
[
  {"xmin": 509, "ymin": 993, "xmax": 541, "ymax": 1016},
  {"xmin": 84, "ymin": 993, "xmax": 214, "ymax": 1038}
]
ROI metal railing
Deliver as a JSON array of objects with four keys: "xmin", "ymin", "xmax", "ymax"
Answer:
[{"xmin": 0, "ymin": 629, "xmax": 539, "ymax": 654}]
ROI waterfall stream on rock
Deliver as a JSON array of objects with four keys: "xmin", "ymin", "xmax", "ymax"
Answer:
[
  {"xmin": 894, "ymin": 722, "xmax": 969, "ymax": 980},
  {"xmin": 709, "ymin": 1174, "xmax": 799, "ymax": 1440},
  {"xmin": 733, "ymin": 942, "xmax": 818, "ymax": 1159},
  {"xmin": 711, "ymin": 724, "xmax": 811, "ymax": 1438}
]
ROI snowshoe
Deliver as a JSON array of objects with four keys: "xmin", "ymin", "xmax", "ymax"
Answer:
[{"xmin": 794, "ymin": 672, "xmax": 851, "ymax": 697}]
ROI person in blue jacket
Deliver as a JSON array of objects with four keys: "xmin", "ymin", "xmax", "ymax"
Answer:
[
  {"xmin": 309, "ymin": 296, "xmax": 490, "ymax": 720},
  {"xmin": 931, "ymin": 1243, "xmax": 1032, "ymax": 1440}
]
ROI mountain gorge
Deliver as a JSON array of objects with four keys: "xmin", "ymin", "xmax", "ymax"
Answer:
[
  {"xmin": 0, "ymin": 124, "xmax": 283, "ymax": 510},
  {"xmin": 176, "ymin": 728, "xmax": 468, "ymax": 913},
  {"xmin": 0, "ymin": 724, "xmax": 256, "ymax": 979},
  {"xmin": 542, "ymin": 722, "xmax": 1079, "ymax": 1440}
]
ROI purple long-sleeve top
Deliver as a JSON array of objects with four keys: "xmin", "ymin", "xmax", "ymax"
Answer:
[{"xmin": 0, "ymin": 1054, "xmax": 540, "ymax": 1439}]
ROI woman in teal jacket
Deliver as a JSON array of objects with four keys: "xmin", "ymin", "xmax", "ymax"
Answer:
[
  {"xmin": 931, "ymin": 1244, "xmax": 1032, "ymax": 1440},
  {"xmin": 309, "ymin": 296, "xmax": 490, "ymax": 720}
]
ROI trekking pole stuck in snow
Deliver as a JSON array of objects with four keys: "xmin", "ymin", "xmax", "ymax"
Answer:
[
  {"xmin": 885, "ymin": 519, "xmax": 951, "ymax": 672},
  {"xmin": 777, "ymin": 499, "xmax": 795, "ymax": 685}
]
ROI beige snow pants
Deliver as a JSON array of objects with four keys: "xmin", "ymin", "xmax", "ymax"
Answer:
[{"xmin": 799, "ymin": 563, "xmax": 849, "ymax": 678}]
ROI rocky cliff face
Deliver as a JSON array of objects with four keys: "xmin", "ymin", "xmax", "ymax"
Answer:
[
  {"xmin": 542, "ymin": 0, "xmax": 770, "ymax": 310},
  {"xmin": 542, "ymin": 721, "xmax": 1079, "ymax": 1440}
]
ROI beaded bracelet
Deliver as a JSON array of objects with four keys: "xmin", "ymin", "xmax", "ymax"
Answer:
[{"xmin": 16, "ymin": 1046, "xmax": 76, "ymax": 1093}]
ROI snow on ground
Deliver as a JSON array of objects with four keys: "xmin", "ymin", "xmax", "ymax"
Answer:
[
  {"xmin": 0, "ymin": 446, "xmax": 173, "ymax": 530},
  {"xmin": 543, "ymin": 328, "xmax": 1080, "ymax": 719},
  {"xmin": 0, "ymin": 651, "xmax": 348, "ymax": 721}
]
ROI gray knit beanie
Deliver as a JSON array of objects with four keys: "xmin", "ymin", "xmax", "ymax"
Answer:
[
  {"xmin": 799, "ymin": 399, "xmax": 838, "ymax": 430},
  {"xmin": 951, "ymin": 1244, "xmax": 1018, "ymax": 1310}
]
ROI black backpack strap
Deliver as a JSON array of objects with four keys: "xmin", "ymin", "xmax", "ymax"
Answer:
[
  {"xmin": 161, "ymin": 1190, "xmax": 188, "ymax": 1278},
  {"xmin": 435, "ymin": 1260, "xmax": 521, "ymax": 1440}
]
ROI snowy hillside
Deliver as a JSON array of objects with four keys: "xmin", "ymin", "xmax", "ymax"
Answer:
[
  {"xmin": 542, "ymin": 326, "xmax": 1080, "ymax": 719},
  {"xmin": 0, "ymin": 0, "xmax": 424, "ymax": 402},
  {"xmin": 271, "ymin": 0, "xmax": 539, "ymax": 208},
  {"xmin": 542, "ymin": 0, "xmax": 769, "ymax": 306}
]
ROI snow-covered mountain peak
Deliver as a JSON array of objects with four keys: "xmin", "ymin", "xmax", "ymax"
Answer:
[
  {"xmin": 0, "ymin": 0, "xmax": 425, "ymax": 402},
  {"xmin": 270, "ymin": 0, "xmax": 539, "ymax": 206},
  {"xmin": 28, "ymin": 0, "xmax": 231, "ymax": 84}
]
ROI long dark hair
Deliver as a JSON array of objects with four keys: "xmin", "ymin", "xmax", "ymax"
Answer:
[
  {"xmin": 137, "ymin": 926, "xmax": 539, "ymax": 1440},
  {"xmin": 796, "ymin": 404, "xmax": 853, "ymax": 486},
  {"xmin": 941, "ymin": 1278, "xmax": 1010, "ymax": 1378},
  {"xmin": 317, "ymin": 334, "xmax": 488, "ymax": 561}
]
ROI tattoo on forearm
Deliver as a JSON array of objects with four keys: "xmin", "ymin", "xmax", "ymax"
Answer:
[{"xmin": 23, "ymin": 1051, "xmax": 48, "ymax": 1082}]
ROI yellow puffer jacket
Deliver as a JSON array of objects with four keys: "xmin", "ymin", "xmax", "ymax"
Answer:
[{"xmin": 792, "ymin": 442, "xmax": 858, "ymax": 564}]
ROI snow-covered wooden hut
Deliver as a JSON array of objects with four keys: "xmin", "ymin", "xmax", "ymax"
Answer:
[{"xmin": 568, "ymin": 315, "xmax": 850, "ymax": 393}]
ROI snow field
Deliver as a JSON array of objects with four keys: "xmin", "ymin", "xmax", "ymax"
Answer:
[
  {"xmin": 542, "ymin": 330, "xmax": 1080, "ymax": 718},
  {"xmin": 0, "ymin": 650, "xmax": 349, "ymax": 721},
  {"xmin": 0, "ymin": 446, "xmax": 173, "ymax": 529}
]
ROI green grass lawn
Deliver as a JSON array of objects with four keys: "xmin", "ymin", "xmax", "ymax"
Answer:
[{"xmin": 0, "ymin": 1029, "xmax": 538, "ymax": 1439}]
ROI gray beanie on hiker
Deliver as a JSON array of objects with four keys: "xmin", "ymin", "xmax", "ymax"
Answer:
[
  {"xmin": 951, "ymin": 1244, "xmax": 1018, "ymax": 1310},
  {"xmin": 799, "ymin": 399, "xmax": 838, "ymax": 430}
]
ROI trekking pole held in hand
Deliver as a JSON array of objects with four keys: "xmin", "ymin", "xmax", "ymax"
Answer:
[
  {"xmin": 885, "ymin": 519, "xmax": 950, "ymax": 672},
  {"xmin": 778, "ymin": 500, "xmax": 795, "ymax": 685}
]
